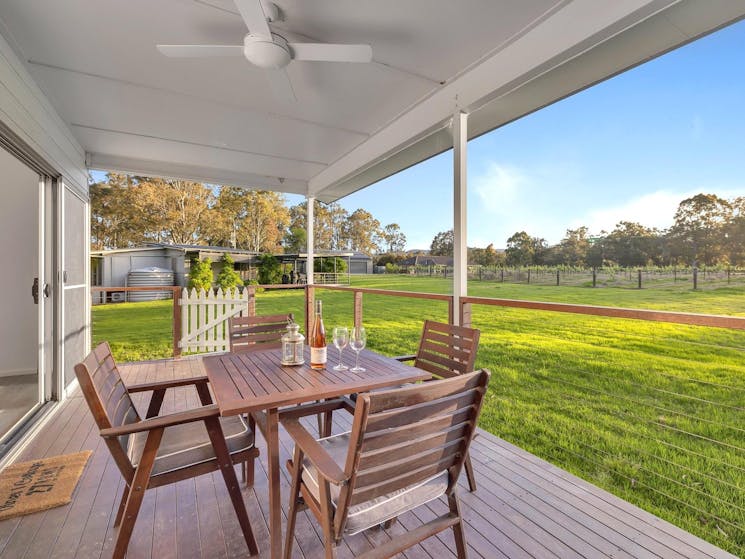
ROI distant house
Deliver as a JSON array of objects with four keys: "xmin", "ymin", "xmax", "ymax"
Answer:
[
  {"xmin": 91, "ymin": 244, "xmax": 374, "ymax": 289},
  {"xmin": 279, "ymin": 251, "xmax": 373, "ymax": 276},
  {"xmin": 400, "ymin": 254, "xmax": 454, "ymax": 268},
  {"xmin": 90, "ymin": 244, "xmax": 259, "ymax": 288}
]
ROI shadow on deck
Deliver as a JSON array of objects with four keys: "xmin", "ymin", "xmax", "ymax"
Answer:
[{"xmin": 0, "ymin": 357, "xmax": 736, "ymax": 559}]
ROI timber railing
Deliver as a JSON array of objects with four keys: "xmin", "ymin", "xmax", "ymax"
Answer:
[{"xmin": 91, "ymin": 283, "xmax": 745, "ymax": 359}]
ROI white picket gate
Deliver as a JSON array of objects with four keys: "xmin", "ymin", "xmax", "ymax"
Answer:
[{"xmin": 179, "ymin": 288, "xmax": 250, "ymax": 353}]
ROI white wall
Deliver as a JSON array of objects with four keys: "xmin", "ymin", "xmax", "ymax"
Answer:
[{"xmin": 0, "ymin": 147, "xmax": 37, "ymax": 376}]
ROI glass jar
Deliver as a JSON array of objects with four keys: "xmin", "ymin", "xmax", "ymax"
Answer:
[{"xmin": 281, "ymin": 321, "xmax": 305, "ymax": 366}]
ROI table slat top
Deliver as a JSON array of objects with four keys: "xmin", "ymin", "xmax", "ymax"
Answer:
[{"xmin": 203, "ymin": 347, "xmax": 431, "ymax": 415}]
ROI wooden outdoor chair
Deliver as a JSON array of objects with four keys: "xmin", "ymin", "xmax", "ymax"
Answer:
[
  {"xmin": 282, "ymin": 369, "xmax": 491, "ymax": 559},
  {"xmin": 228, "ymin": 312, "xmax": 293, "ymax": 353},
  {"xmin": 394, "ymin": 319, "xmax": 481, "ymax": 491},
  {"xmin": 74, "ymin": 342, "xmax": 260, "ymax": 559}
]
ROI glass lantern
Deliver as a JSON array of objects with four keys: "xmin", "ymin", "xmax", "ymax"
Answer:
[{"xmin": 281, "ymin": 321, "xmax": 305, "ymax": 366}]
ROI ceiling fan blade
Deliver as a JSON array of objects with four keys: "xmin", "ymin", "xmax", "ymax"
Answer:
[
  {"xmin": 157, "ymin": 45, "xmax": 244, "ymax": 58},
  {"xmin": 289, "ymin": 43, "xmax": 372, "ymax": 63},
  {"xmin": 266, "ymin": 69, "xmax": 297, "ymax": 103},
  {"xmin": 234, "ymin": 0, "xmax": 272, "ymax": 38}
]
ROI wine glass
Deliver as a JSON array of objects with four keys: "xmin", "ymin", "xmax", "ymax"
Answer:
[
  {"xmin": 332, "ymin": 326, "xmax": 349, "ymax": 371},
  {"xmin": 350, "ymin": 326, "xmax": 367, "ymax": 372}
]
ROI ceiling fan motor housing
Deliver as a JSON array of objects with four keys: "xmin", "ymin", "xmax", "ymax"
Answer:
[{"xmin": 243, "ymin": 33, "xmax": 291, "ymax": 69}]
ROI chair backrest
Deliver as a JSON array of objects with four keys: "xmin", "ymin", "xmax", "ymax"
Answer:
[
  {"xmin": 413, "ymin": 320, "xmax": 480, "ymax": 378},
  {"xmin": 74, "ymin": 342, "xmax": 141, "ymax": 471},
  {"xmin": 337, "ymin": 369, "xmax": 490, "ymax": 526},
  {"xmin": 228, "ymin": 313, "xmax": 293, "ymax": 353}
]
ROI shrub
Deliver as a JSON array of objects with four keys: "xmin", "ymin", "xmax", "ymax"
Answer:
[
  {"xmin": 187, "ymin": 256, "xmax": 213, "ymax": 291},
  {"xmin": 216, "ymin": 254, "xmax": 243, "ymax": 291},
  {"xmin": 314, "ymin": 257, "xmax": 348, "ymax": 273},
  {"xmin": 385, "ymin": 262, "xmax": 400, "ymax": 273},
  {"xmin": 257, "ymin": 253, "xmax": 281, "ymax": 285}
]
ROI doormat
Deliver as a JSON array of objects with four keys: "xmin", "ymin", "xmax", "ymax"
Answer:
[{"xmin": 0, "ymin": 450, "xmax": 92, "ymax": 521}]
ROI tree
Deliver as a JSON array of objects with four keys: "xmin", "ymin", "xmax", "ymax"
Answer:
[
  {"xmin": 557, "ymin": 227, "xmax": 590, "ymax": 267},
  {"xmin": 469, "ymin": 243, "xmax": 499, "ymax": 266},
  {"xmin": 188, "ymin": 257, "xmax": 213, "ymax": 290},
  {"xmin": 381, "ymin": 223, "xmax": 406, "ymax": 253},
  {"xmin": 283, "ymin": 227, "xmax": 307, "ymax": 253},
  {"xmin": 605, "ymin": 221, "xmax": 659, "ymax": 267},
  {"xmin": 216, "ymin": 254, "xmax": 243, "ymax": 290},
  {"xmin": 505, "ymin": 231, "xmax": 537, "ymax": 266},
  {"xmin": 345, "ymin": 209, "xmax": 381, "ymax": 254},
  {"xmin": 90, "ymin": 173, "xmax": 141, "ymax": 249},
  {"xmin": 430, "ymin": 229, "xmax": 454, "ymax": 256},
  {"xmin": 669, "ymin": 193, "xmax": 732, "ymax": 266},
  {"xmin": 133, "ymin": 177, "xmax": 216, "ymax": 245},
  {"xmin": 207, "ymin": 187, "xmax": 289, "ymax": 252},
  {"xmin": 286, "ymin": 201, "xmax": 347, "ymax": 251}
]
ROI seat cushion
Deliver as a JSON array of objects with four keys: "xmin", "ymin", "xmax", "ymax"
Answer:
[
  {"xmin": 128, "ymin": 414, "xmax": 254, "ymax": 477},
  {"xmin": 300, "ymin": 432, "xmax": 449, "ymax": 535}
]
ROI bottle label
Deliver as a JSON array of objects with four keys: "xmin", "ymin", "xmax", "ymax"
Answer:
[{"xmin": 310, "ymin": 346, "xmax": 327, "ymax": 364}]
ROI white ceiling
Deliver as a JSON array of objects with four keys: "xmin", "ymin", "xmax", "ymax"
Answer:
[{"xmin": 0, "ymin": 0, "xmax": 743, "ymax": 201}]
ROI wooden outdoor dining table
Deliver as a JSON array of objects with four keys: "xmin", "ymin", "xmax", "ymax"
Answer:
[{"xmin": 202, "ymin": 346, "xmax": 432, "ymax": 559}]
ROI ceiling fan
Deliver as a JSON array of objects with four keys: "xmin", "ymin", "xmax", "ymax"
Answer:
[{"xmin": 157, "ymin": 0, "xmax": 373, "ymax": 100}]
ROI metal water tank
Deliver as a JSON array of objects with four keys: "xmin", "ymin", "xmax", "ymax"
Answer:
[{"xmin": 126, "ymin": 267, "xmax": 174, "ymax": 301}]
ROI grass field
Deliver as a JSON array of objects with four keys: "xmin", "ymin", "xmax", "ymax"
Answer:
[{"xmin": 91, "ymin": 276, "xmax": 745, "ymax": 555}]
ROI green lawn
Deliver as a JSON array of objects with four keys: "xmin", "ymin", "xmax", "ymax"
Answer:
[{"xmin": 92, "ymin": 276, "xmax": 745, "ymax": 555}]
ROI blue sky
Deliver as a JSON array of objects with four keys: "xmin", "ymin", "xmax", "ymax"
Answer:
[{"xmin": 323, "ymin": 18, "xmax": 745, "ymax": 250}]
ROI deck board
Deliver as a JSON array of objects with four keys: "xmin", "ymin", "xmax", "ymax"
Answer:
[{"xmin": 0, "ymin": 356, "xmax": 737, "ymax": 559}]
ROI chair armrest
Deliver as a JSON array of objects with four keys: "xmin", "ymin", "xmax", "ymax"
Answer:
[
  {"xmin": 100, "ymin": 404, "xmax": 220, "ymax": 438},
  {"xmin": 393, "ymin": 354, "xmax": 416, "ymax": 362},
  {"xmin": 127, "ymin": 375, "xmax": 209, "ymax": 393},
  {"xmin": 282, "ymin": 418, "xmax": 347, "ymax": 486}
]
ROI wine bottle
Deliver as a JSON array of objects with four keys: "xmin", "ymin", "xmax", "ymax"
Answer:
[{"xmin": 309, "ymin": 299, "xmax": 327, "ymax": 369}]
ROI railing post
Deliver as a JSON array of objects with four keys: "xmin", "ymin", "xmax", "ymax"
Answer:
[
  {"xmin": 460, "ymin": 302, "xmax": 472, "ymax": 328},
  {"xmin": 353, "ymin": 291, "xmax": 363, "ymax": 329},
  {"xmin": 305, "ymin": 285, "xmax": 315, "ymax": 342},
  {"xmin": 448, "ymin": 297, "xmax": 454, "ymax": 325},
  {"xmin": 172, "ymin": 287, "xmax": 182, "ymax": 358},
  {"xmin": 247, "ymin": 285, "xmax": 256, "ymax": 317}
]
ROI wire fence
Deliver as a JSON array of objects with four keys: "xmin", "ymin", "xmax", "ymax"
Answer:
[{"xmin": 403, "ymin": 265, "xmax": 745, "ymax": 290}]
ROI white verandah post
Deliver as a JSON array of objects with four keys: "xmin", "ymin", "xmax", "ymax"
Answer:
[
  {"xmin": 305, "ymin": 196, "xmax": 315, "ymax": 338},
  {"xmin": 453, "ymin": 110, "xmax": 468, "ymax": 326}
]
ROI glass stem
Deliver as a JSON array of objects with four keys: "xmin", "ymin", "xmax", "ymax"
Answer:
[
  {"xmin": 355, "ymin": 350, "xmax": 360, "ymax": 370},
  {"xmin": 338, "ymin": 347, "xmax": 343, "ymax": 365}
]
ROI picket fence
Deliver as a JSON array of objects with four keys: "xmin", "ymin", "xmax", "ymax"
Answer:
[{"xmin": 178, "ymin": 288, "xmax": 250, "ymax": 353}]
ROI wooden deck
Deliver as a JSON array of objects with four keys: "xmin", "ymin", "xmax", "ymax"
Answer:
[{"xmin": 0, "ymin": 357, "xmax": 736, "ymax": 559}]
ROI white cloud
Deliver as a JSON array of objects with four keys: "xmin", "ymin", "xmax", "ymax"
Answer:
[
  {"xmin": 472, "ymin": 163, "xmax": 525, "ymax": 213},
  {"xmin": 571, "ymin": 187, "xmax": 745, "ymax": 235}
]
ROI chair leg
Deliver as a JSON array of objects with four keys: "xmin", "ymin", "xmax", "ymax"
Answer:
[
  {"xmin": 284, "ymin": 446, "xmax": 304, "ymax": 559},
  {"xmin": 205, "ymin": 416, "xmax": 259, "ymax": 556},
  {"xmin": 113, "ymin": 428, "xmax": 164, "ymax": 559},
  {"xmin": 464, "ymin": 451, "xmax": 477, "ymax": 492},
  {"xmin": 245, "ymin": 453, "xmax": 255, "ymax": 487},
  {"xmin": 113, "ymin": 484, "xmax": 129, "ymax": 527},
  {"xmin": 318, "ymin": 479, "xmax": 337, "ymax": 559},
  {"xmin": 243, "ymin": 414, "xmax": 256, "ymax": 485},
  {"xmin": 322, "ymin": 410, "xmax": 333, "ymax": 438},
  {"xmin": 448, "ymin": 493, "xmax": 468, "ymax": 559}
]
